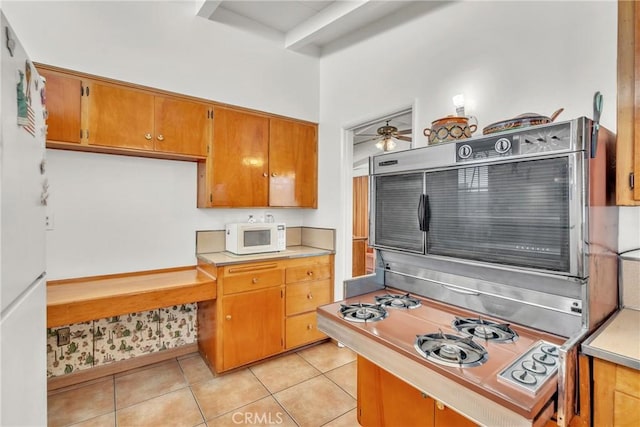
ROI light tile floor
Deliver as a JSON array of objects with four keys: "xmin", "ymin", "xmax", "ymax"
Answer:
[{"xmin": 47, "ymin": 341, "xmax": 359, "ymax": 427}]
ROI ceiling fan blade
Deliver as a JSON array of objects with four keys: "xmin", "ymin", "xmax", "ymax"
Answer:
[
  {"xmin": 357, "ymin": 133, "xmax": 381, "ymax": 137},
  {"xmin": 396, "ymin": 136, "xmax": 412, "ymax": 142},
  {"xmin": 395, "ymin": 129, "xmax": 412, "ymax": 135}
]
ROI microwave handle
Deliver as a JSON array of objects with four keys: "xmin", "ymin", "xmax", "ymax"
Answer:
[{"xmin": 418, "ymin": 194, "xmax": 430, "ymax": 232}]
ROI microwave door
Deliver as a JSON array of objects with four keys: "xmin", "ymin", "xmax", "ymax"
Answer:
[{"xmin": 370, "ymin": 173, "xmax": 425, "ymax": 254}]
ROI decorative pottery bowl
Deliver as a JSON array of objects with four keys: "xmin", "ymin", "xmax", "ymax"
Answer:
[{"xmin": 423, "ymin": 116, "xmax": 477, "ymax": 145}]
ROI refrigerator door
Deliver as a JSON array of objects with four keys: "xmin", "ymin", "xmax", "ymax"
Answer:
[
  {"xmin": 1, "ymin": 12, "xmax": 47, "ymax": 312},
  {"xmin": 0, "ymin": 276, "xmax": 47, "ymax": 426}
]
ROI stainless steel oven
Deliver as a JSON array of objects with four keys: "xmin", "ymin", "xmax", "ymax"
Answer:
[
  {"xmin": 319, "ymin": 117, "xmax": 619, "ymax": 427},
  {"xmin": 370, "ymin": 118, "xmax": 588, "ymax": 278}
]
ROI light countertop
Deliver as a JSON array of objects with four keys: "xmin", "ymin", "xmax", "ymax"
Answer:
[
  {"xmin": 197, "ymin": 245, "xmax": 334, "ymax": 266},
  {"xmin": 582, "ymin": 308, "xmax": 640, "ymax": 370}
]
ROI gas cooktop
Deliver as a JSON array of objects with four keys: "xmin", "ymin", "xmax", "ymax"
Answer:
[{"xmin": 318, "ymin": 289, "xmax": 565, "ymax": 425}]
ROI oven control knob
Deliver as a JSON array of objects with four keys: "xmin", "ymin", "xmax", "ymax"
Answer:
[
  {"xmin": 458, "ymin": 144, "xmax": 472, "ymax": 159},
  {"xmin": 495, "ymin": 138, "xmax": 511, "ymax": 153}
]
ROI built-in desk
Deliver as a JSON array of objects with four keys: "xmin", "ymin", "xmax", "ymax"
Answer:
[{"xmin": 47, "ymin": 267, "xmax": 216, "ymax": 328}]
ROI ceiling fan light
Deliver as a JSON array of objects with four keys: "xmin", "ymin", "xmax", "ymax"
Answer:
[
  {"xmin": 386, "ymin": 139, "xmax": 396, "ymax": 151},
  {"xmin": 375, "ymin": 140, "xmax": 384, "ymax": 149}
]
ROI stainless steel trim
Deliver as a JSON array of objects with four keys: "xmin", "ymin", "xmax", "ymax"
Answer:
[
  {"xmin": 317, "ymin": 314, "xmax": 540, "ymax": 427},
  {"xmin": 343, "ymin": 274, "xmax": 384, "ymax": 298},
  {"xmin": 441, "ymin": 284, "xmax": 480, "ymax": 296},
  {"xmin": 557, "ymin": 328, "xmax": 588, "ymax": 427}
]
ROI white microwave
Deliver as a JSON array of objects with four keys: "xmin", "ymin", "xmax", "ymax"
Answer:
[{"xmin": 225, "ymin": 223, "xmax": 286, "ymax": 255}]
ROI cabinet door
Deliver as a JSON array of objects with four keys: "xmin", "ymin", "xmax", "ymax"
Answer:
[
  {"xmin": 434, "ymin": 402, "xmax": 477, "ymax": 427},
  {"xmin": 357, "ymin": 356, "xmax": 435, "ymax": 427},
  {"xmin": 87, "ymin": 82, "xmax": 155, "ymax": 150},
  {"xmin": 285, "ymin": 312, "xmax": 326, "ymax": 349},
  {"xmin": 154, "ymin": 96, "xmax": 210, "ymax": 156},
  {"xmin": 269, "ymin": 118, "xmax": 317, "ymax": 208},
  {"xmin": 38, "ymin": 69, "xmax": 82, "ymax": 143},
  {"xmin": 222, "ymin": 286, "xmax": 283, "ymax": 370},
  {"xmin": 211, "ymin": 107, "xmax": 269, "ymax": 207},
  {"xmin": 617, "ymin": 0, "xmax": 640, "ymax": 204}
]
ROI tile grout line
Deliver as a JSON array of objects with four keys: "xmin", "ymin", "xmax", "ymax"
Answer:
[{"xmin": 176, "ymin": 355, "xmax": 208, "ymax": 425}]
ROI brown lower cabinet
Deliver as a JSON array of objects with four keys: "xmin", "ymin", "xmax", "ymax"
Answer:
[
  {"xmin": 593, "ymin": 357, "xmax": 640, "ymax": 427},
  {"xmin": 357, "ymin": 356, "xmax": 477, "ymax": 427},
  {"xmin": 197, "ymin": 255, "xmax": 333, "ymax": 373}
]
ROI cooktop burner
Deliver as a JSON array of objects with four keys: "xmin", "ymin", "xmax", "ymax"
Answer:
[
  {"xmin": 339, "ymin": 303, "xmax": 388, "ymax": 323},
  {"xmin": 452, "ymin": 317, "xmax": 518, "ymax": 342},
  {"xmin": 414, "ymin": 331, "xmax": 488, "ymax": 368},
  {"xmin": 374, "ymin": 293, "xmax": 422, "ymax": 309}
]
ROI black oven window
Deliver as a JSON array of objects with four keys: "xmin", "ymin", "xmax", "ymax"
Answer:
[{"xmin": 426, "ymin": 157, "xmax": 570, "ymax": 272}]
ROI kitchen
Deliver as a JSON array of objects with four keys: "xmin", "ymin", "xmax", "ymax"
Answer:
[{"xmin": 0, "ymin": 1, "xmax": 638, "ymax": 426}]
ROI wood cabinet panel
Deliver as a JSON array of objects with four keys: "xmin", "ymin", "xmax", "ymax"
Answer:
[
  {"xmin": 353, "ymin": 176, "xmax": 369, "ymax": 238},
  {"xmin": 285, "ymin": 280, "xmax": 331, "ymax": 315},
  {"xmin": 593, "ymin": 357, "xmax": 640, "ymax": 427},
  {"xmin": 153, "ymin": 96, "xmax": 210, "ymax": 156},
  {"xmin": 269, "ymin": 118, "xmax": 317, "ymax": 208},
  {"xmin": 357, "ymin": 356, "xmax": 435, "ymax": 427},
  {"xmin": 285, "ymin": 263, "xmax": 331, "ymax": 284},
  {"xmin": 87, "ymin": 82, "xmax": 155, "ymax": 150},
  {"xmin": 617, "ymin": 0, "xmax": 640, "ymax": 204},
  {"xmin": 222, "ymin": 269, "xmax": 284, "ymax": 295},
  {"xmin": 352, "ymin": 237, "xmax": 367, "ymax": 277},
  {"xmin": 39, "ymin": 69, "xmax": 82, "ymax": 143},
  {"xmin": 221, "ymin": 286, "xmax": 284, "ymax": 371},
  {"xmin": 210, "ymin": 107, "xmax": 269, "ymax": 207},
  {"xmin": 285, "ymin": 312, "xmax": 326, "ymax": 349}
]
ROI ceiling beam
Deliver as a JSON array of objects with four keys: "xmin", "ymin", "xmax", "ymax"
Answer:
[
  {"xmin": 284, "ymin": 0, "xmax": 370, "ymax": 50},
  {"xmin": 195, "ymin": 0, "xmax": 222, "ymax": 19}
]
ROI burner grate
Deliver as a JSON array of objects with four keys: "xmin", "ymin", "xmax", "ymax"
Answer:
[
  {"xmin": 414, "ymin": 330, "xmax": 488, "ymax": 368},
  {"xmin": 339, "ymin": 303, "xmax": 388, "ymax": 323},
  {"xmin": 374, "ymin": 293, "xmax": 422, "ymax": 309},
  {"xmin": 452, "ymin": 317, "xmax": 518, "ymax": 342}
]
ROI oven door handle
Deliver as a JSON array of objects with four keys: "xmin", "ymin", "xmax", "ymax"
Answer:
[
  {"xmin": 441, "ymin": 284, "xmax": 480, "ymax": 296},
  {"xmin": 418, "ymin": 194, "xmax": 430, "ymax": 232}
]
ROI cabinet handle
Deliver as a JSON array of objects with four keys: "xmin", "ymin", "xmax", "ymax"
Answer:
[
  {"xmin": 307, "ymin": 324, "xmax": 313, "ymax": 330},
  {"xmin": 435, "ymin": 401, "xmax": 445, "ymax": 411},
  {"xmin": 306, "ymin": 271, "xmax": 313, "ymax": 276},
  {"xmin": 144, "ymin": 133, "xmax": 152, "ymax": 140},
  {"xmin": 271, "ymin": 172, "xmax": 277, "ymax": 177},
  {"xmin": 225, "ymin": 315, "xmax": 232, "ymax": 320},
  {"xmin": 252, "ymin": 277, "xmax": 259, "ymax": 284},
  {"xmin": 307, "ymin": 292, "xmax": 313, "ymax": 300},
  {"xmin": 157, "ymin": 134, "xmax": 164, "ymax": 141}
]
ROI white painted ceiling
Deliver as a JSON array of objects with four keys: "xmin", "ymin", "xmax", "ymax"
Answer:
[{"xmin": 196, "ymin": 0, "xmax": 422, "ymax": 54}]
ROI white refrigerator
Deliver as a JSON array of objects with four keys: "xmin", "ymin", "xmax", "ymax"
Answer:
[{"xmin": 0, "ymin": 11, "xmax": 47, "ymax": 426}]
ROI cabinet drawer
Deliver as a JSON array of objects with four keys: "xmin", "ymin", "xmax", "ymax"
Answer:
[
  {"xmin": 223, "ymin": 269, "xmax": 283, "ymax": 295},
  {"xmin": 286, "ymin": 263, "xmax": 331, "ymax": 284},
  {"xmin": 286, "ymin": 280, "xmax": 331, "ymax": 316},
  {"xmin": 286, "ymin": 312, "xmax": 326, "ymax": 349}
]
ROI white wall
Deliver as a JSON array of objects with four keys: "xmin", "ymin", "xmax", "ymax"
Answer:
[
  {"xmin": 2, "ymin": 1, "xmax": 319, "ymax": 279},
  {"xmin": 311, "ymin": 0, "xmax": 640, "ymax": 296}
]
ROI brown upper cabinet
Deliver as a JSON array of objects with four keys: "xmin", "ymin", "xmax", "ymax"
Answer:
[
  {"xmin": 86, "ymin": 82, "xmax": 211, "ymax": 157},
  {"xmin": 37, "ymin": 64, "xmax": 211, "ymax": 161},
  {"xmin": 38, "ymin": 68, "xmax": 82, "ymax": 144},
  {"xmin": 197, "ymin": 108, "xmax": 318, "ymax": 208},
  {"xmin": 617, "ymin": 0, "xmax": 640, "ymax": 205}
]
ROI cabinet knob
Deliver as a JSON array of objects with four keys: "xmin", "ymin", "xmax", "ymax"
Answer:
[
  {"xmin": 225, "ymin": 315, "xmax": 232, "ymax": 320},
  {"xmin": 252, "ymin": 277, "xmax": 259, "ymax": 284},
  {"xmin": 263, "ymin": 172, "xmax": 268, "ymax": 177},
  {"xmin": 157, "ymin": 134, "xmax": 164, "ymax": 141},
  {"xmin": 307, "ymin": 292, "xmax": 313, "ymax": 300},
  {"xmin": 307, "ymin": 324, "xmax": 313, "ymax": 330},
  {"xmin": 144, "ymin": 133, "xmax": 152, "ymax": 140},
  {"xmin": 307, "ymin": 271, "xmax": 313, "ymax": 276},
  {"xmin": 271, "ymin": 172, "xmax": 277, "ymax": 177},
  {"xmin": 436, "ymin": 401, "xmax": 445, "ymax": 411}
]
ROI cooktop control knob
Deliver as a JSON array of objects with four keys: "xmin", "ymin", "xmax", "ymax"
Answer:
[
  {"xmin": 498, "ymin": 341, "xmax": 560, "ymax": 394},
  {"xmin": 458, "ymin": 144, "xmax": 472, "ymax": 159},
  {"xmin": 495, "ymin": 138, "xmax": 511, "ymax": 154}
]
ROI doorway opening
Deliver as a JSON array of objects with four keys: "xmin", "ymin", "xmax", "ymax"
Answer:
[{"xmin": 348, "ymin": 108, "xmax": 413, "ymax": 277}]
